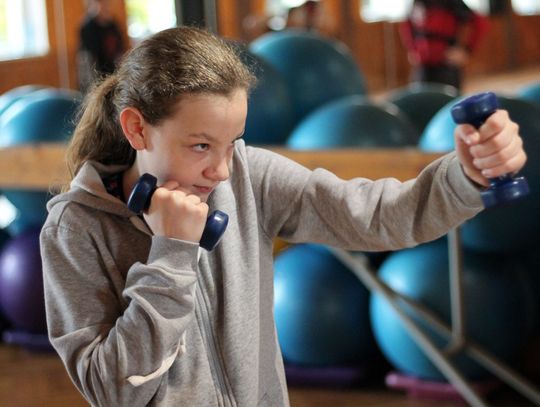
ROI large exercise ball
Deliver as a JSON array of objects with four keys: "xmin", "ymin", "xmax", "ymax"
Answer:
[
  {"xmin": 274, "ymin": 244, "xmax": 375, "ymax": 366},
  {"xmin": 370, "ymin": 241, "xmax": 534, "ymax": 381},
  {"xmin": 0, "ymin": 227, "xmax": 46, "ymax": 333},
  {"xmin": 0, "ymin": 87, "xmax": 81, "ymax": 147},
  {"xmin": 387, "ymin": 82, "xmax": 459, "ymax": 136},
  {"xmin": 0, "ymin": 228, "xmax": 11, "ymax": 333},
  {"xmin": 523, "ymin": 247, "xmax": 540, "ymax": 334},
  {"xmin": 0, "ymin": 88, "xmax": 81, "ymax": 234},
  {"xmin": 240, "ymin": 49, "xmax": 295, "ymax": 145},
  {"xmin": 250, "ymin": 30, "xmax": 366, "ymax": 123},
  {"xmin": 287, "ymin": 96, "xmax": 418, "ymax": 149},
  {"xmin": 518, "ymin": 81, "xmax": 540, "ymax": 106},
  {"xmin": 419, "ymin": 95, "xmax": 540, "ymax": 253},
  {"xmin": 0, "ymin": 85, "xmax": 47, "ymax": 117}
]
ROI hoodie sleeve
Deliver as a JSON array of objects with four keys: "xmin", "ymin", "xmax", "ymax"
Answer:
[
  {"xmin": 246, "ymin": 147, "xmax": 483, "ymax": 251},
  {"xmin": 41, "ymin": 223, "xmax": 199, "ymax": 407}
]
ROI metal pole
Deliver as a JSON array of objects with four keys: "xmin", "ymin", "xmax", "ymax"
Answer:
[
  {"xmin": 176, "ymin": 0, "xmax": 217, "ymax": 32},
  {"xmin": 54, "ymin": 0, "xmax": 70, "ymax": 88},
  {"xmin": 203, "ymin": 0, "xmax": 218, "ymax": 33},
  {"xmin": 329, "ymin": 248, "xmax": 489, "ymax": 407},
  {"xmin": 330, "ymin": 248, "xmax": 540, "ymax": 406},
  {"xmin": 446, "ymin": 227, "xmax": 466, "ymax": 355}
]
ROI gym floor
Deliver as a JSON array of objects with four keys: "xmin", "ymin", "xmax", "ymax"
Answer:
[
  {"xmin": 0, "ymin": 341, "xmax": 538, "ymax": 406},
  {"xmin": 1, "ymin": 66, "xmax": 539, "ymax": 407}
]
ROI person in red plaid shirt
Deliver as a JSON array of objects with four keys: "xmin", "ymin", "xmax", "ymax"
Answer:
[{"xmin": 400, "ymin": 0, "xmax": 489, "ymax": 90}]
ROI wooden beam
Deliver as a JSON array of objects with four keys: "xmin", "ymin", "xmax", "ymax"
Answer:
[
  {"xmin": 0, "ymin": 144, "xmax": 443, "ymax": 190},
  {"xmin": 271, "ymin": 147, "xmax": 443, "ymax": 181},
  {"xmin": 0, "ymin": 143, "xmax": 68, "ymax": 190}
]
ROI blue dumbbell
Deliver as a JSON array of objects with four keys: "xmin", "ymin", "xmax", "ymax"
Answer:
[
  {"xmin": 127, "ymin": 173, "xmax": 228, "ymax": 251},
  {"xmin": 451, "ymin": 92, "xmax": 529, "ymax": 208}
]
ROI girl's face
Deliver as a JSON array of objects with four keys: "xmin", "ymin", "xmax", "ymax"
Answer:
[{"xmin": 137, "ymin": 88, "xmax": 248, "ymax": 202}]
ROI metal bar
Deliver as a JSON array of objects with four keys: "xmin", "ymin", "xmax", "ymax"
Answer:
[
  {"xmin": 203, "ymin": 0, "xmax": 218, "ymax": 33},
  {"xmin": 331, "ymin": 248, "xmax": 540, "ymax": 406},
  {"xmin": 54, "ymin": 0, "xmax": 70, "ymax": 88},
  {"xmin": 329, "ymin": 248, "xmax": 489, "ymax": 407},
  {"xmin": 446, "ymin": 227, "xmax": 466, "ymax": 355}
]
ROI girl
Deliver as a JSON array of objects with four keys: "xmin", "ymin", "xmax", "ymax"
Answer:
[{"xmin": 41, "ymin": 26, "xmax": 526, "ymax": 407}]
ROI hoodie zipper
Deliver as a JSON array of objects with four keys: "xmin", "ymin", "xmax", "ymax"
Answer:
[{"xmin": 195, "ymin": 287, "xmax": 235, "ymax": 407}]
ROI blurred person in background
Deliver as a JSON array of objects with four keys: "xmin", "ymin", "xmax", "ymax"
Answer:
[
  {"xmin": 78, "ymin": 0, "xmax": 126, "ymax": 93},
  {"xmin": 400, "ymin": 0, "xmax": 489, "ymax": 90}
]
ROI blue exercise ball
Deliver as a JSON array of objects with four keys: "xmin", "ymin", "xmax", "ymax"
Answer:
[
  {"xmin": 518, "ymin": 81, "xmax": 540, "ymax": 106},
  {"xmin": 370, "ymin": 240, "xmax": 534, "ymax": 381},
  {"xmin": 287, "ymin": 96, "xmax": 418, "ymax": 149},
  {"xmin": 0, "ymin": 227, "xmax": 46, "ymax": 333},
  {"xmin": 274, "ymin": 244, "xmax": 375, "ymax": 366},
  {"xmin": 240, "ymin": 49, "xmax": 296, "ymax": 145},
  {"xmin": 387, "ymin": 82, "xmax": 459, "ymax": 135},
  {"xmin": 250, "ymin": 30, "xmax": 366, "ymax": 123},
  {"xmin": 0, "ymin": 88, "xmax": 81, "ymax": 234},
  {"xmin": 0, "ymin": 85, "xmax": 48, "ymax": 117},
  {"xmin": 0, "ymin": 87, "xmax": 81, "ymax": 147},
  {"xmin": 523, "ymin": 248, "xmax": 540, "ymax": 335},
  {"xmin": 419, "ymin": 95, "xmax": 540, "ymax": 253}
]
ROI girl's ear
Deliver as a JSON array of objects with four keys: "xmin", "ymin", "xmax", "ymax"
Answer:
[{"xmin": 119, "ymin": 107, "xmax": 147, "ymax": 150}]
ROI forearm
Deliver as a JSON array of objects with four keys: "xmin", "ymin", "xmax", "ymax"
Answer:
[{"xmin": 276, "ymin": 153, "xmax": 483, "ymax": 251}]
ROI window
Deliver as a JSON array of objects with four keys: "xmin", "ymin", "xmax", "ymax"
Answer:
[
  {"xmin": 265, "ymin": 0, "xmax": 316, "ymax": 30},
  {"xmin": 126, "ymin": 0, "xmax": 176, "ymax": 42},
  {"xmin": 0, "ymin": 196, "xmax": 17, "ymax": 228},
  {"xmin": 0, "ymin": 0, "xmax": 49, "ymax": 61},
  {"xmin": 266, "ymin": 0, "xmax": 308, "ymax": 16},
  {"xmin": 361, "ymin": 0, "xmax": 413, "ymax": 22},
  {"xmin": 360, "ymin": 0, "xmax": 489, "ymax": 23},
  {"xmin": 512, "ymin": 0, "xmax": 540, "ymax": 15}
]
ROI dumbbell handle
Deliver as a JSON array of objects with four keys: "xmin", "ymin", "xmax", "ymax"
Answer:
[
  {"xmin": 127, "ymin": 173, "xmax": 228, "ymax": 251},
  {"xmin": 451, "ymin": 92, "xmax": 529, "ymax": 208}
]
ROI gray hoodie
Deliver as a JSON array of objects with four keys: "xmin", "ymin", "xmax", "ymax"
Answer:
[{"xmin": 40, "ymin": 141, "xmax": 483, "ymax": 407}]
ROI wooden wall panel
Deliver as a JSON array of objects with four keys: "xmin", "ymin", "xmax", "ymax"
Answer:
[{"xmin": 0, "ymin": 1, "xmax": 539, "ymax": 96}]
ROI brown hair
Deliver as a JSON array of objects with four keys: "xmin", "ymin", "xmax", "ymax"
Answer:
[{"xmin": 65, "ymin": 26, "xmax": 255, "ymax": 190}]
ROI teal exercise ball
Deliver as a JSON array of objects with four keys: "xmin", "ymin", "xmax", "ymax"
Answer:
[
  {"xmin": 0, "ymin": 85, "xmax": 47, "ymax": 117},
  {"xmin": 0, "ymin": 88, "xmax": 81, "ymax": 235},
  {"xmin": 518, "ymin": 81, "xmax": 540, "ymax": 106},
  {"xmin": 0, "ymin": 88, "xmax": 81, "ymax": 147},
  {"xmin": 523, "ymin": 248, "xmax": 540, "ymax": 334},
  {"xmin": 287, "ymin": 96, "xmax": 418, "ymax": 149},
  {"xmin": 418, "ymin": 98, "xmax": 458, "ymax": 152},
  {"xmin": 240, "ymin": 49, "xmax": 295, "ymax": 145},
  {"xmin": 387, "ymin": 82, "xmax": 459, "ymax": 135},
  {"xmin": 250, "ymin": 30, "xmax": 366, "ymax": 123},
  {"xmin": 274, "ymin": 244, "xmax": 375, "ymax": 366},
  {"xmin": 419, "ymin": 95, "xmax": 540, "ymax": 253},
  {"xmin": 370, "ymin": 241, "xmax": 534, "ymax": 381}
]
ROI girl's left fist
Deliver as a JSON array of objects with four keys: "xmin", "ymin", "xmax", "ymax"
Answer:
[{"xmin": 454, "ymin": 109, "xmax": 527, "ymax": 187}]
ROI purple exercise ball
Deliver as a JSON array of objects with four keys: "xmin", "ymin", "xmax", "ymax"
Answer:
[{"xmin": 0, "ymin": 227, "xmax": 46, "ymax": 333}]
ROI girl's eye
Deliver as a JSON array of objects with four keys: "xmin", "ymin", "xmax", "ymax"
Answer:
[{"xmin": 193, "ymin": 143, "xmax": 210, "ymax": 152}]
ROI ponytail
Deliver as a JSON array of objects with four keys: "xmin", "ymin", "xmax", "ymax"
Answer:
[{"xmin": 64, "ymin": 74, "xmax": 135, "ymax": 191}]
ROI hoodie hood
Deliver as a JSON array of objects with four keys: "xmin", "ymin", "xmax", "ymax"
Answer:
[{"xmin": 47, "ymin": 161, "xmax": 135, "ymax": 219}]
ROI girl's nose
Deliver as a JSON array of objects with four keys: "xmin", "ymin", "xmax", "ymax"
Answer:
[{"xmin": 207, "ymin": 155, "xmax": 230, "ymax": 181}]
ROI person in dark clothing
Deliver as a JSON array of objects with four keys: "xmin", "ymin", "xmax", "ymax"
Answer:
[
  {"xmin": 78, "ymin": 0, "xmax": 126, "ymax": 93},
  {"xmin": 399, "ymin": 0, "xmax": 489, "ymax": 90}
]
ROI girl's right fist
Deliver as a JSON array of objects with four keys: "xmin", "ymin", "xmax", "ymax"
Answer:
[{"xmin": 144, "ymin": 180, "xmax": 208, "ymax": 243}]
